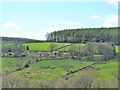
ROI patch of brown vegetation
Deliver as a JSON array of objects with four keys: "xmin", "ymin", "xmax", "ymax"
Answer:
[
  {"xmin": 96, "ymin": 61, "xmax": 107, "ymax": 64},
  {"xmin": 40, "ymin": 66, "xmax": 56, "ymax": 69},
  {"xmin": 21, "ymin": 71, "xmax": 41, "ymax": 79},
  {"xmin": 50, "ymin": 66, "xmax": 56, "ymax": 69},
  {"xmin": 31, "ymin": 71, "xmax": 40, "ymax": 74},
  {"xmin": 84, "ymin": 67, "xmax": 101, "ymax": 71},
  {"xmin": 40, "ymin": 66, "xmax": 50, "ymax": 69}
]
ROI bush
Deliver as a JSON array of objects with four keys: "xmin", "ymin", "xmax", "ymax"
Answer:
[
  {"xmin": 16, "ymin": 60, "xmax": 30, "ymax": 71},
  {"xmin": 23, "ymin": 61, "xmax": 29, "ymax": 68}
]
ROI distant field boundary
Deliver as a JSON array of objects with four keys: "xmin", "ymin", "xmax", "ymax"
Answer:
[
  {"xmin": 66, "ymin": 61, "xmax": 101, "ymax": 75},
  {"xmin": 54, "ymin": 44, "xmax": 73, "ymax": 51}
]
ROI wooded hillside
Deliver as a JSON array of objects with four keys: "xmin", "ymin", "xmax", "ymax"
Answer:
[{"xmin": 46, "ymin": 27, "xmax": 119, "ymax": 45}]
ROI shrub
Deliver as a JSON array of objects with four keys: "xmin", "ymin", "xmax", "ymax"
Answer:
[
  {"xmin": 16, "ymin": 60, "xmax": 30, "ymax": 71},
  {"xmin": 23, "ymin": 61, "xmax": 29, "ymax": 68}
]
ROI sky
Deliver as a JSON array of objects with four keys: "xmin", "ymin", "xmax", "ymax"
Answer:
[{"xmin": 0, "ymin": 0, "xmax": 119, "ymax": 40}]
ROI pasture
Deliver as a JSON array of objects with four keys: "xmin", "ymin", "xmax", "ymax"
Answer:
[
  {"xmin": 23, "ymin": 42, "xmax": 71, "ymax": 51},
  {"xmin": 2, "ymin": 57, "xmax": 118, "ymax": 88},
  {"xmin": 2, "ymin": 42, "xmax": 14, "ymax": 47}
]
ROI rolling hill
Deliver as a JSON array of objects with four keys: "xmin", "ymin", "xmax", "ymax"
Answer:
[{"xmin": 1, "ymin": 36, "xmax": 42, "ymax": 43}]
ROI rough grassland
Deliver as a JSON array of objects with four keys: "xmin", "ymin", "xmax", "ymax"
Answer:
[
  {"xmin": 2, "ymin": 57, "xmax": 32, "ymax": 72},
  {"xmin": 2, "ymin": 58, "xmax": 118, "ymax": 85}
]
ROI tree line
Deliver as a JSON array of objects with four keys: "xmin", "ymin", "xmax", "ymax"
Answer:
[
  {"xmin": 46, "ymin": 27, "xmax": 119, "ymax": 45},
  {"xmin": 1, "ymin": 37, "xmax": 41, "ymax": 43}
]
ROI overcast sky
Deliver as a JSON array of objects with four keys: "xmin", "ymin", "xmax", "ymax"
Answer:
[{"xmin": 0, "ymin": 0, "xmax": 119, "ymax": 40}]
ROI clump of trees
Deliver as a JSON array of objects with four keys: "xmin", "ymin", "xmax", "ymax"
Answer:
[
  {"xmin": 2, "ymin": 43, "xmax": 26, "ymax": 57},
  {"xmin": 97, "ymin": 43, "xmax": 116, "ymax": 60},
  {"xmin": 68, "ymin": 42, "xmax": 116, "ymax": 61},
  {"xmin": 48, "ymin": 41, "xmax": 116, "ymax": 61}
]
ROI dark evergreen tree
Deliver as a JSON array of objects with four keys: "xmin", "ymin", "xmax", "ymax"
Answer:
[{"xmin": 26, "ymin": 45, "xmax": 29, "ymax": 50}]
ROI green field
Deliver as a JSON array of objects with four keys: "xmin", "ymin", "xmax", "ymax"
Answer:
[
  {"xmin": 23, "ymin": 42, "xmax": 71, "ymax": 51},
  {"xmin": 2, "ymin": 42, "xmax": 85, "ymax": 51},
  {"xmin": 2, "ymin": 42, "xmax": 15, "ymax": 47},
  {"xmin": 2, "ymin": 57, "xmax": 32, "ymax": 72},
  {"xmin": 2, "ymin": 57, "xmax": 118, "ymax": 88},
  {"xmin": 115, "ymin": 46, "xmax": 120, "ymax": 53}
]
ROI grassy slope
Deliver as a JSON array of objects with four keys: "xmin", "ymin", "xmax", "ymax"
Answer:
[
  {"xmin": 2, "ymin": 57, "xmax": 118, "ymax": 82},
  {"xmin": 2, "ymin": 42, "xmax": 14, "ymax": 47},
  {"xmin": 3, "ymin": 58, "xmax": 92, "ymax": 80},
  {"xmin": 2, "ymin": 57, "xmax": 33, "ymax": 72},
  {"xmin": 23, "ymin": 42, "xmax": 70, "ymax": 51}
]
